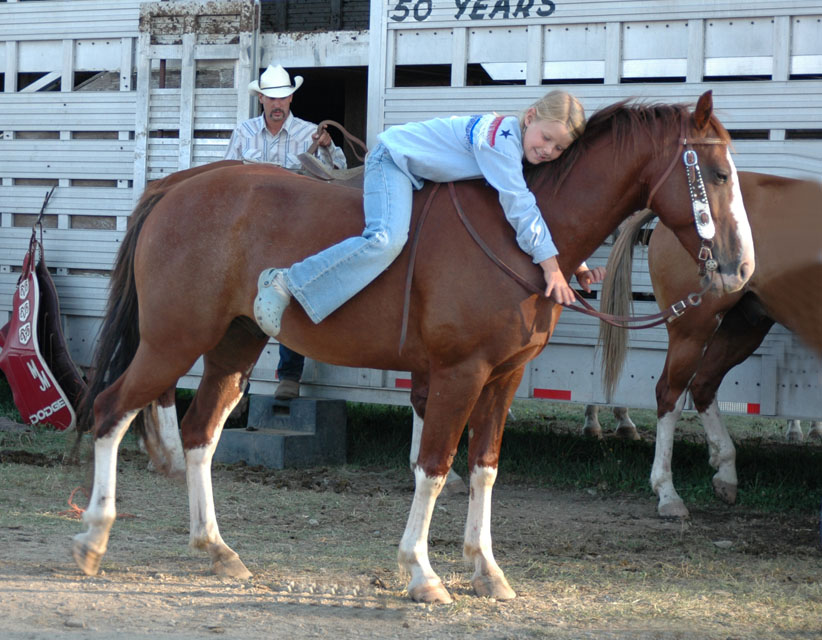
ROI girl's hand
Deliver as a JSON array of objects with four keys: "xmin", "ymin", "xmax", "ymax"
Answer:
[
  {"xmin": 539, "ymin": 256, "xmax": 576, "ymax": 305},
  {"xmin": 574, "ymin": 263, "xmax": 606, "ymax": 293}
]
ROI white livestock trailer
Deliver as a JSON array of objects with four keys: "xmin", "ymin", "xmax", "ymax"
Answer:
[{"xmin": 1, "ymin": 0, "xmax": 820, "ymax": 420}]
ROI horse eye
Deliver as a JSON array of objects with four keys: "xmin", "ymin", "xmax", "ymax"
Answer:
[{"xmin": 715, "ymin": 171, "xmax": 728, "ymax": 184}]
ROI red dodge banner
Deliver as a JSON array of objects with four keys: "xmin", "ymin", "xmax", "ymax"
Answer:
[{"xmin": 0, "ymin": 244, "xmax": 76, "ymax": 431}]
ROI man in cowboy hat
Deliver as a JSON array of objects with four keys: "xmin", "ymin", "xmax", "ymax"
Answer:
[
  {"xmin": 225, "ymin": 64, "xmax": 347, "ymax": 401},
  {"xmin": 225, "ymin": 64, "xmax": 347, "ymax": 171}
]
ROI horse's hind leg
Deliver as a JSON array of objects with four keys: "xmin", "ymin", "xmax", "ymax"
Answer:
[
  {"xmin": 182, "ymin": 323, "xmax": 267, "ymax": 580},
  {"xmin": 462, "ymin": 367, "xmax": 523, "ymax": 601},
  {"xmin": 582, "ymin": 404, "xmax": 637, "ymax": 439},
  {"xmin": 73, "ymin": 345, "xmax": 194, "ymax": 576},
  {"xmin": 582, "ymin": 404, "xmax": 604, "ymax": 439},
  {"xmin": 785, "ymin": 419, "xmax": 804, "ymax": 442},
  {"xmin": 613, "ymin": 406, "xmax": 639, "ymax": 440},
  {"xmin": 72, "ymin": 405, "xmax": 140, "ymax": 575},
  {"xmin": 142, "ymin": 387, "xmax": 186, "ymax": 477}
]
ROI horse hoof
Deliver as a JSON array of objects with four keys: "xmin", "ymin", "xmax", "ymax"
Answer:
[
  {"xmin": 168, "ymin": 468, "xmax": 186, "ymax": 482},
  {"xmin": 212, "ymin": 555, "xmax": 252, "ymax": 580},
  {"xmin": 408, "ymin": 582, "xmax": 453, "ymax": 604},
  {"xmin": 713, "ymin": 479, "xmax": 737, "ymax": 505},
  {"xmin": 72, "ymin": 539, "xmax": 102, "ymax": 576},
  {"xmin": 582, "ymin": 426, "xmax": 603, "ymax": 440},
  {"xmin": 615, "ymin": 426, "xmax": 640, "ymax": 441},
  {"xmin": 472, "ymin": 574, "xmax": 516, "ymax": 600},
  {"xmin": 208, "ymin": 543, "xmax": 252, "ymax": 580},
  {"xmin": 658, "ymin": 500, "xmax": 689, "ymax": 519}
]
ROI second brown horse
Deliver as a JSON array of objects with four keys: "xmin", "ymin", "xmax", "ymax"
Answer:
[{"xmin": 602, "ymin": 171, "xmax": 821, "ymax": 517}]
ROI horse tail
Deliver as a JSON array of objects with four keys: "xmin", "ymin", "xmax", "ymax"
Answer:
[
  {"xmin": 75, "ymin": 188, "xmax": 166, "ymax": 431},
  {"xmin": 598, "ymin": 209, "xmax": 657, "ymax": 401}
]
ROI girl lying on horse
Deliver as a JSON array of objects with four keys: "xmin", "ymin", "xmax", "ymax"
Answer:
[{"xmin": 254, "ymin": 90, "xmax": 606, "ymax": 337}]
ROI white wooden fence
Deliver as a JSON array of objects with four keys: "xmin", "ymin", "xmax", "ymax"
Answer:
[
  {"xmin": 1, "ymin": 0, "xmax": 820, "ymax": 419},
  {"xmin": 0, "ymin": 0, "xmax": 259, "ymax": 368}
]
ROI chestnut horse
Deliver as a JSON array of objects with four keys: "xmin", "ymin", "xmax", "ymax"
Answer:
[
  {"xmin": 601, "ymin": 171, "xmax": 822, "ymax": 518},
  {"xmin": 73, "ymin": 92, "xmax": 753, "ymax": 604}
]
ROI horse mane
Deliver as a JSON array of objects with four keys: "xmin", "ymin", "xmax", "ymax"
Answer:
[
  {"xmin": 527, "ymin": 98, "xmax": 732, "ymax": 196},
  {"xmin": 598, "ymin": 209, "xmax": 658, "ymax": 402}
]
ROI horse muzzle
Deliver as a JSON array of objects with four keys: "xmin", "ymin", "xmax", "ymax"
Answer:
[{"xmin": 717, "ymin": 255, "xmax": 755, "ymax": 293}]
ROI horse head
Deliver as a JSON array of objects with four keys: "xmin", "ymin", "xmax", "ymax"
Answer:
[{"xmin": 643, "ymin": 90, "xmax": 755, "ymax": 294}]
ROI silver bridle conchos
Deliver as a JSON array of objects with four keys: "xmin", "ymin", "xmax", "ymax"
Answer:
[{"xmin": 645, "ymin": 124, "xmax": 728, "ymax": 279}]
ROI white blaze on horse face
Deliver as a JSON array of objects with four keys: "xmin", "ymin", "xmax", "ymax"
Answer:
[{"xmin": 724, "ymin": 149, "xmax": 755, "ymax": 289}]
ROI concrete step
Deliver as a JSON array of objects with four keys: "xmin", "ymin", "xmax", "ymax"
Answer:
[{"xmin": 214, "ymin": 396, "xmax": 346, "ymax": 469}]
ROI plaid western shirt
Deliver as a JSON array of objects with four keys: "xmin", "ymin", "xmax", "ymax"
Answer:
[{"xmin": 224, "ymin": 112, "xmax": 347, "ymax": 170}]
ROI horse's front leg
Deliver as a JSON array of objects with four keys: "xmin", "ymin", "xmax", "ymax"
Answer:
[
  {"xmin": 688, "ymin": 307, "xmax": 774, "ymax": 506},
  {"xmin": 697, "ymin": 399, "xmax": 737, "ymax": 504},
  {"xmin": 399, "ymin": 367, "xmax": 485, "ymax": 604},
  {"xmin": 183, "ymin": 355, "xmax": 256, "ymax": 580},
  {"xmin": 411, "ymin": 408, "xmax": 467, "ymax": 496},
  {"xmin": 400, "ymin": 467, "xmax": 450, "ymax": 602},
  {"xmin": 462, "ymin": 368, "xmax": 522, "ymax": 600},
  {"xmin": 651, "ymin": 377, "xmax": 690, "ymax": 518},
  {"xmin": 73, "ymin": 406, "xmax": 140, "ymax": 575}
]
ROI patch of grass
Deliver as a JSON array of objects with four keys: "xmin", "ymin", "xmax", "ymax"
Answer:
[
  {"xmin": 0, "ymin": 373, "xmax": 23, "ymax": 423},
  {"xmin": 345, "ymin": 398, "xmax": 822, "ymax": 514},
  {"xmin": 3, "ymin": 374, "xmax": 820, "ymax": 515},
  {"xmin": 346, "ymin": 402, "xmax": 413, "ymax": 468}
]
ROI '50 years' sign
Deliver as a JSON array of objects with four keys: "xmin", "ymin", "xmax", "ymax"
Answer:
[{"xmin": 390, "ymin": 0, "xmax": 556, "ymax": 22}]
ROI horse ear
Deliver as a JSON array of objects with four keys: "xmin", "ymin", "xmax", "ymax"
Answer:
[{"xmin": 693, "ymin": 90, "xmax": 714, "ymax": 131}]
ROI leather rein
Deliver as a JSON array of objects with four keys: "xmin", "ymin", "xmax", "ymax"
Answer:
[{"xmin": 398, "ymin": 124, "xmax": 729, "ymax": 351}]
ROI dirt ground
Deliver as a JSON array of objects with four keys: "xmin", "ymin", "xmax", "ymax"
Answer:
[{"xmin": 1, "ymin": 441, "xmax": 822, "ymax": 639}]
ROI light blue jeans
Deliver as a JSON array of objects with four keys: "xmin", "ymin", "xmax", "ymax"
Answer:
[{"xmin": 286, "ymin": 143, "xmax": 413, "ymax": 323}]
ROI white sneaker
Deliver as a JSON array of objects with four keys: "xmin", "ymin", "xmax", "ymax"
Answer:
[{"xmin": 254, "ymin": 268, "xmax": 291, "ymax": 337}]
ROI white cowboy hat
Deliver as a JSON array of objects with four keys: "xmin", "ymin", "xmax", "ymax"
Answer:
[{"xmin": 248, "ymin": 64, "xmax": 303, "ymax": 99}]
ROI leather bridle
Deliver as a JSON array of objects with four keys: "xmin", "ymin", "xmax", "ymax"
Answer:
[{"xmin": 645, "ymin": 119, "xmax": 728, "ymax": 279}]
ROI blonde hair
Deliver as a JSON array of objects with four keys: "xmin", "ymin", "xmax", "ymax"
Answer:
[{"xmin": 520, "ymin": 90, "xmax": 586, "ymax": 141}]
